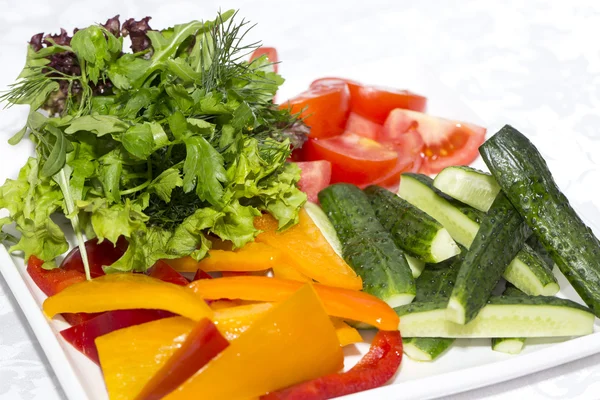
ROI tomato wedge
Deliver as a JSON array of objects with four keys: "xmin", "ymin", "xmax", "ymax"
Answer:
[
  {"xmin": 383, "ymin": 109, "xmax": 486, "ymax": 174},
  {"xmin": 303, "ymin": 133, "xmax": 398, "ymax": 186},
  {"xmin": 295, "ymin": 160, "xmax": 332, "ymax": 203},
  {"xmin": 311, "ymin": 77, "xmax": 427, "ymax": 124},
  {"xmin": 249, "ymin": 47, "xmax": 279, "ymax": 73},
  {"xmin": 280, "ymin": 82, "xmax": 350, "ymax": 139},
  {"xmin": 344, "ymin": 112, "xmax": 382, "ymax": 140}
]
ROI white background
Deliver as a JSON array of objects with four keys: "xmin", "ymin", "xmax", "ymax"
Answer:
[{"xmin": 1, "ymin": 0, "xmax": 600, "ymax": 399}]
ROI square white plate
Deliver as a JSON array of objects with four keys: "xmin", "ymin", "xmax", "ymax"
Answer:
[{"xmin": 1, "ymin": 55, "xmax": 600, "ymax": 400}]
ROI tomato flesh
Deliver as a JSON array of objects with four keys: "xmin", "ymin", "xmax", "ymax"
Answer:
[
  {"xmin": 383, "ymin": 109, "xmax": 486, "ymax": 174},
  {"xmin": 311, "ymin": 77, "xmax": 427, "ymax": 124},
  {"xmin": 281, "ymin": 83, "xmax": 350, "ymax": 139},
  {"xmin": 344, "ymin": 112, "xmax": 382, "ymax": 140},
  {"xmin": 295, "ymin": 160, "xmax": 332, "ymax": 203},
  {"xmin": 303, "ymin": 133, "xmax": 398, "ymax": 186},
  {"xmin": 249, "ymin": 47, "xmax": 279, "ymax": 73}
]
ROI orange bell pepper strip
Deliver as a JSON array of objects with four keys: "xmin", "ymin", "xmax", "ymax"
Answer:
[
  {"xmin": 165, "ymin": 285, "xmax": 344, "ymax": 400},
  {"xmin": 135, "ymin": 318, "xmax": 229, "ymax": 400},
  {"xmin": 213, "ymin": 302, "xmax": 275, "ymax": 341},
  {"xmin": 43, "ymin": 274, "xmax": 213, "ymax": 322},
  {"xmin": 272, "ymin": 263, "xmax": 311, "ymax": 282},
  {"xmin": 188, "ymin": 276, "xmax": 399, "ymax": 331},
  {"xmin": 96, "ymin": 316, "xmax": 197, "ymax": 400},
  {"xmin": 331, "ymin": 318, "xmax": 363, "ymax": 347},
  {"xmin": 254, "ymin": 210, "xmax": 362, "ymax": 290}
]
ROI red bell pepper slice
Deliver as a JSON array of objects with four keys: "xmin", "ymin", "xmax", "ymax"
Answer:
[
  {"xmin": 149, "ymin": 260, "xmax": 190, "ymax": 286},
  {"xmin": 61, "ymin": 237, "xmax": 128, "ymax": 278},
  {"xmin": 135, "ymin": 318, "xmax": 229, "ymax": 400},
  {"xmin": 60, "ymin": 309, "xmax": 173, "ymax": 364},
  {"xmin": 262, "ymin": 330, "xmax": 402, "ymax": 400},
  {"xmin": 193, "ymin": 269, "xmax": 213, "ymax": 281}
]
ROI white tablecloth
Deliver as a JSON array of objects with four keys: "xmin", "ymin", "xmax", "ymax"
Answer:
[{"xmin": 1, "ymin": 0, "xmax": 600, "ymax": 399}]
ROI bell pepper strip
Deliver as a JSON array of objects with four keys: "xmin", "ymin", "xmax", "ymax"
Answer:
[
  {"xmin": 43, "ymin": 274, "xmax": 213, "ymax": 322},
  {"xmin": 60, "ymin": 309, "xmax": 173, "ymax": 364},
  {"xmin": 331, "ymin": 318, "xmax": 363, "ymax": 347},
  {"xmin": 61, "ymin": 236, "xmax": 128, "ymax": 278},
  {"xmin": 27, "ymin": 256, "xmax": 100, "ymax": 325},
  {"xmin": 135, "ymin": 318, "xmax": 229, "ymax": 400},
  {"xmin": 96, "ymin": 317, "xmax": 196, "ymax": 400},
  {"xmin": 163, "ymin": 256, "xmax": 199, "ymax": 273},
  {"xmin": 213, "ymin": 302, "xmax": 275, "ymax": 341},
  {"xmin": 272, "ymin": 263, "xmax": 311, "ymax": 282},
  {"xmin": 262, "ymin": 330, "xmax": 402, "ymax": 400},
  {"xmin": 148, "ymin": 260, "xmax": 190, "ymax": 286},
  {"xmin": 254, "ymin": 210, "xmax": 362, "ymax": 290},
  {"xmin": 193, "ymin": 269, "xmax": 212, "ymax": 281},
  {"xmin": 164, "ymin": 285, "xmax": 344, "ymax": 400},
  {"xmin": 188, "ymin": 276, "xmax": 399, "ymax": 330},
  {"xmin": 199, "ymin": 242, "xmax": 279, "ymax": 272}
]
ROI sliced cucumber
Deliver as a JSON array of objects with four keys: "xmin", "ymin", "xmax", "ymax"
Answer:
[
  {"xmin": 304, "ymin": 202, "xmax": 342, "ymax": 257},
  {"xmin": 433, "ymin": 166, "xmax": 501, "ymax": 213},
  {"xmin": 396, "ymin": 296, "xmax": 594, "ymax": 338},
  {"xmin": 447, "ymin": 194, "xmax": 531, "ymax": 325},
  {"xmin": 491, "ymin": 338, "xmax": 526, "ymax": 354},
  {"xmin": 406, "ymin": 255, "xmax": 426, "ymax": 278},
  {"xmin": 481, "ymin": 125, "xmax": 600, "ymax": 317},
  {"xmin": 365, "ymin": 185, "xmax": 460, "ymax": 263},
  {"xmin": 503, "ymin": 243, "xmax": 559, "ymax": 296},
  {"xmin": 319, "ymin": 184, "xmax": 416, "ymax": 307},
  {"xmin": 414, "ymin": 253, "xmax": 462, "ymax": 302},
  {"xmin": 403, "ymin": 337, "xmax": 455, "ymax": 361},
  {"xmin": 398, "ymin": 173, "xmax": 480, "ymax": 249}
]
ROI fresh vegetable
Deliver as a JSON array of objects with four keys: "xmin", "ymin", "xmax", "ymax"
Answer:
[
  {"xmin": 383, "ymin": 109, "xmax": 486, "ymax": 174},
  {"xmin": 447, "ymin": 194, "xmax": 530, "ymax": 325},
  {"xmin": 345, "ymin": 112, "xmax": 383, "ymax": 139},
  {"xmin": 330, "ymin": 318, "xmax": 363, "ymax": 347},
  {"xmin": 503, "ymin": 243, "xmax": 559, "ymax": 296},
  {"xmin": 148, "ymin": 260, "xmax": 190, "ymax": 286},
  {"xmin": 432, "ymin": 166, "xmax": 501, "ymax": 213},
  {"xmin": 43, "ymin": 274, "xmax": 213, "ymax": 321},
  {"xmin": 397, "ymin": 296, "xmax": 594, "ymax": 338},
  {"xmin": 0, "ymin": 11, "xmax": 308, "ymax": 277},
  {"xmin": 60, "ymin": 309, "xmax": 173, "ymax": 364},
  {"xmin": 402, "ymin": 338, "xmax": 455, "ymax": 362},
  {"xmin": 281, "ymin": 80, "xmax": 349, "ymax": 139},
  {"xmin": 480, "ymin": 125, "xmax": 600, "ymax": 317},
  {"xmin": 303, "ymin": 201, "xmax": 343, "ymax": 256},
  {"xmin": 254, "ymin": 210, "xmax": 362, "ymax": 290},
  {"xmin": 262, "ymin": 330, "xmax": 402, "ymax": 400},
  {"xmin": 295, "ymin": 160, "xmax": 332, "ymax": 203},
  {"xmin": 136, "ymin": 318, "xmax": 229, "ymax": 400},
  {"xmin": 96, "ymin": 316, "xmax": 197, "ymax": 400},
  {"xmin": 405, "ymin": 256, "xmax": 426, "ymax": 279},
  {"xmin": 303, "ymin": 133, "xmax": 398, "ymax": 186},
  {"xmin": 319, "ymin": 183, "xmax": 416, "ymax": 306},
  {"xmin": 272, "ymin": 263, "xmax": 311, "ymax": 282},
  {"xmin": 250, "ymin": 47, "xmax": 279, "ymax": 73},
  {"xmin": 195, "ymin": 242, "xmax": 280, "ymax": 273},
  {"xmin": 491, "ymin": 285, "xmax": 527, "ymax": 354},
  {"xmin": 188, "ymin": 276, "xmax": 400, "ymax": 330},
  {"xmin": 61, "ymin": 236, "xmax": 127, "ymax": 277},
  {"xmin": 365, "ymin": 185, "xmax": 460, "ymax": 263},
  {"xmin": 398, "ymin": 173, "xmax": 480, "ymax": 248},
  {"xmin": 165, "ymin": 285, "xmax": 343, "ymax": 399},
  {"xmin": 310, "ymin": 77, "xmax": 427, "ymax": 123},
  {"xmin": 211, "ymin": 302, "xmax": 274, "ymax": 340}
]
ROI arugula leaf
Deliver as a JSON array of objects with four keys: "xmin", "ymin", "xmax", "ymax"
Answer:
[
  {"xmin": 40, "ymin": 126, "xmax": 69, "ymax": 178},
  {"xmin": 182, "ymin": 136, "xmax": 227, "ymax": 205}
]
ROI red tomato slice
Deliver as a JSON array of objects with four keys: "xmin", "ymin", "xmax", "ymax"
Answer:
[
  {"xmin": 249, "ymin": 47, "xmax": 279, "ymax": 73},
  {"xmin": 362, "ymin": 130, "xmax": 424, "ymax": 190},
  {"xmin": 295, "ymin": 160, "xmax": 332, "ymax": 203},
  {"xmin": 383, "ymin": 109, "xmax": 486, "ymax": 174},
  {"xmin": 60, "ymin": 237, "xmax": 128, "ymax": 278},
  {"xmin": 345, "ymin": 112, "xmax": 382, "ymax": 140},
  {"xmin": 311, "ymin": 77, "xmax": 427, "ymax": 124},
  {"xmin": 281, "ymin": 82, "xmax": 350, "ymax": 139},
  {"xmin": 302, "ymin": 133, "xmax": 398, "ymax": 186}
]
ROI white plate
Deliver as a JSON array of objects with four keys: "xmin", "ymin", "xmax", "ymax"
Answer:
[{"xmin": 1, "ymin": 56, "xmax": 600, "ymax": 400}]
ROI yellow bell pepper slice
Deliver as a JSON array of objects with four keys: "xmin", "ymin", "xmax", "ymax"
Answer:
[
  {"xmin": 254, "ymin": 210, "xmax": 362, "ymax": 290},
  {"xmin": 43, "ymin": 274, "xmax": 213, "ymax": 321},
  {"xmin": 189, "ymin": 276, "xmax": 399, "ymax": 330},
  {"xmin": 331, "ymin": 318, "xmax": 363, "ymax": 347},
  {"xmin": 271, "ymin": 263, "xmax": 311, "ymax": 282},
  {"xmin": 96, "ymin": 316, "xmax": 196, "ymax": 400},
  {"xmin": 165, "ymin": 285, "xmax": 344, "ymax": 399}
]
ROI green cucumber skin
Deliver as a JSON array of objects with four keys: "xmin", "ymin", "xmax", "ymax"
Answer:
[
  {"xmin": 491, "ymin": 337, "xmax": 525, "ymax": 354},
  {"xmin": 364, "ymin": 185, "xmax": 456, "ymax": 263},
  {"xmin": 503, "ymin": 243, "xmax": 559, "ymax": 296},
  {"xmin": 403, "ymin": 337, "xmax": 455, "ymax": 361},
  {"xmin": 481, "ymin": 125, "xmax": 600, "ymax": 317},
  {"xmin": 415, "ymin": 253, "xmax": 463, "ymax": 302},
  {"xmin": 448, "ymin": 194, "xmax": 531, "ymax": 324},
  {"xmin": 318, "ymin": 184, "xmax": 416, "ymax": 305}
]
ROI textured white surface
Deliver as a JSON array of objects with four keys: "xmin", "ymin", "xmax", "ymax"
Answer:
[{"xmin": 1, "ymin": 0, "xmax": 600, "ymax": 399}]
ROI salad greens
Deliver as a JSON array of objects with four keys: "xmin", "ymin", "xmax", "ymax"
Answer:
[{"xmin": 0, "ymin": 11, "xmax": 307, "ymax": 274}]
